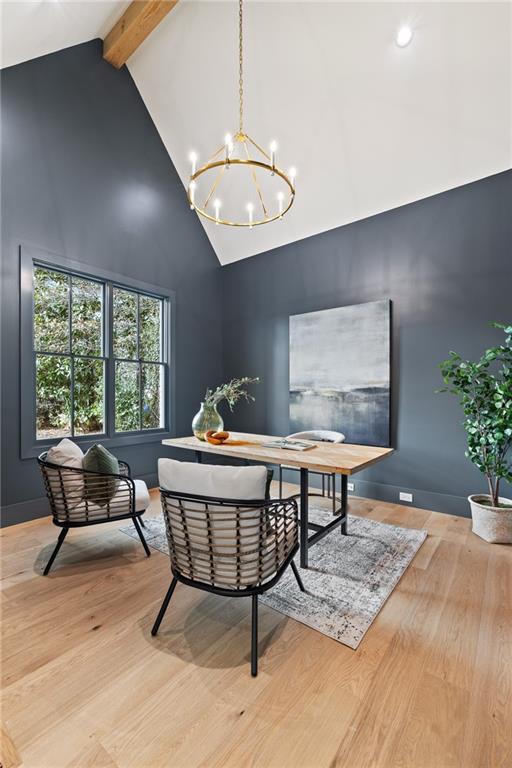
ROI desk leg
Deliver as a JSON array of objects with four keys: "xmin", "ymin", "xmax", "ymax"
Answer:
[
  {"xmin": 300, "ymin": 467, "xmax": 309, "ymax": 568},
  {"xmin": 195, "ymin": 450, "xmax": 202, "ymax": 463},
  {"xmin": 341, "ymin": 475, "xmax": 348, "ymax": 535}
]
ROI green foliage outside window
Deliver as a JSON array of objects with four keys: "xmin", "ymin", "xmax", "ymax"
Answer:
[
  {"xmin": 34, "ymin": 267, "xmax": 165, "ymax": 440},
  {"xmin": 113, "ymin": 288, "xmax": 162, "ymax": 432},
  {"xmin": 34, "ymin": 268, "xmax": 104, "ymax": 438}
]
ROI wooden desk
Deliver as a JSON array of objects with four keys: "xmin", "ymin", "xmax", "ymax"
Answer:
[{"xmin": 162, "ymin": 433, "xmax": 394, "ymax": 568}]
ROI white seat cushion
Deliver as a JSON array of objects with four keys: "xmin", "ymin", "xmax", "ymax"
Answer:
[
  {"xmin": 158, "ymin": 459, "xmax": 267, "ymax": 499},
  {"xmin": 51, "ymin": 477, "xmax": 149, "ymax": 522},
  {"xmin": 134, "ymin": 479, "xmax": 150, "ymax": 512},
  {"xmin": 98, "ymin": 477, "xmax": 148, "ymax": 514},
  {"xmin": 158, "ymin": 459, "xmax": 269, "ymax": 587}
]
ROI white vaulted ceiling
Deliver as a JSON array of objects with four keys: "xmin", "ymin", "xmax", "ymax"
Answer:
[
  {"xmin": 2, "ymin": 2, "xmax": 511, "ymax": 265},
  {"xmin": 0, "ymin": 1, "xmax": 130, "ymax": 69}
]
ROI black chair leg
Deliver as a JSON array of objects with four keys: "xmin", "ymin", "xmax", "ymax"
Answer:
[
  {"xmin": 278, "ymin": 465, "xmax": 283, "ymax": 498},
  {"xmin": 139, "ymin": 517, "xmax": 146, "ymax": 528},
  {"xmin": 151, "ymin": 576, "xmax": 178, "ymax": 636},
  {"xmin": 43, "ymin": 526, "xmax": 69, "ymax": 575},
  {"xmin": 291, "ymin": 560, "xmax": 306, "ymax": 592},
  {"xmin": 251, "ymin": 594, "xmax": 258, "ymax": 677},
  {"xmin": 133, "ymin": 516, "xmax": 151, "ymax": 557}
]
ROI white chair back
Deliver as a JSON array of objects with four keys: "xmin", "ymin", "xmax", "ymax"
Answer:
[
  {"xmin": 158, "ymin": 459, "xmax": 298, "ymax": 589},
  {"xmin": 288, "ymin": 430, "xmax": 345, "ymax": 444}
]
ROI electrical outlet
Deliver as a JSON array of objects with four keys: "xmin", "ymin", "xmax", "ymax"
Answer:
[
  {"xmin": 399, "ymin": 492, "xmax": 413, "ymax": 503},
  {"xmin": 347, "ymin": 482, "xmax": 354, "ymax": 492}
]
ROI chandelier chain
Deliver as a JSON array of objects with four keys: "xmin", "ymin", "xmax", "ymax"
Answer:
[
  {"xmin": 186, "ymin": 0, "xmax": 296, "ymax": 227},
  {"xmin": 239, "ymin": 0, "xmax": 243, "ymax": 134}
]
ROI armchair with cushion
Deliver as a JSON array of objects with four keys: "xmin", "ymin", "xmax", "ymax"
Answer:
[
  {"xmin": 151, "ymin": 458, "xmax": 305, "ymax": 676},
  {"xmin": 278, "ymin": 430, "xmax": 346, "ymax": 515},
  {"xmin": 38, "ymin": 439, "xmax": 150, "ymax": 575}
]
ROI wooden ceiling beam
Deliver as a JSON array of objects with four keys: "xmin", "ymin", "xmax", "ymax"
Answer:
[{"xmin": 103, "ymin": 0, "xmax": 179, "ymax": 69}]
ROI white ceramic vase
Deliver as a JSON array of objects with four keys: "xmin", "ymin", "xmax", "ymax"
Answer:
[{"xmin": 468, "ymin": 494, "xmax": 512, "ymax": 544}]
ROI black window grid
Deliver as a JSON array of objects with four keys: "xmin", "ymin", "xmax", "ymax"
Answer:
[
  {"xmin": 112, "ymin": 287, "xmax": 165, "ymax": 433},
  {"xmin": 33, "ymin": 264, "xmax": 168, "ymax": 442}
]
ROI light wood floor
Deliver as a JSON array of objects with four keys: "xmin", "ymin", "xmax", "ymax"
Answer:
[{"xmin": 1, "ymin": 485, "xmax": 511, "ymax": 768}]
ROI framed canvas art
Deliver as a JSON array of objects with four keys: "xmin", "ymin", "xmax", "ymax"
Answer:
[{"xmin": 289, "ymin": 300, "xmax": 391, "ymax": 446}]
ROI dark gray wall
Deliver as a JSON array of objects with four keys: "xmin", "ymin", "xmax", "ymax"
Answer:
[
  {"xmin": 222, "ymin": 170, "xmax": 512, "ymax": 517},
  {"xmin": 1, "ymin": 40, "xmax": 223, "ymax": 524},
  {"xmin": 2, "ymin": 39, "xmax": 510, "ymax": 525}
]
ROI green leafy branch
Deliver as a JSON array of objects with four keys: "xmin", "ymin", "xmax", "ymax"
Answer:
[{"xmin": 204, "ymin": 377, "xmax": 259, "ymax": 412}]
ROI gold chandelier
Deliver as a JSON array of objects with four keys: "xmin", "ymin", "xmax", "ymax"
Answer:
[{"xmin": 187, "ymin": 0, "xmax": 296, "ymax": 228}]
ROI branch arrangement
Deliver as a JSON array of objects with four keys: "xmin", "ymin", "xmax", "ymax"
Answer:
[{"xmin": 204, "ymin": 377, "xmax": 259, "ymax": 412}]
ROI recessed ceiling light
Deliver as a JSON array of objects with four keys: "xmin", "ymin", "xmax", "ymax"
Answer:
[{"xmin": 396, "ymin": 26, "xmax": 413, "ymax": 48}]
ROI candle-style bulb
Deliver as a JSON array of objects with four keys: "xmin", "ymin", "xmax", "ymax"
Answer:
[
  {"xmin": 289, "ymin": 166, "xmax": 297, "ymax": 187},
  {"xmin": 189, "ymin": 151, "xmax": 197, "ymax": 175},
  {"xmin": 224, "ymin": 134, "xmax": 233, "ymax": 166},
  {"xmin": 189, "ymin": 181, "xmax": 196, "ymax": 210},
  {"xmin": 277, "ymin": 191, "xmax": 284, "ymax": 218},
  {"xmin": 214, "ymin": 198, "xmax": 221, "ymax": 224},
  {"xmin": 270, "ymin": 140, "xmax": 277, "ymax": 173},
  {"xmin": 247, "ymin": 202, "xmax": 254, "ymax": 228}
]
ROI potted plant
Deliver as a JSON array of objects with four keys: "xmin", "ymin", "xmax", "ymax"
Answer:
[
  {"xmin": 192, "ymin": 377, "xmax": 259, "ymax": 440},
  {"xmin": 438, "ymin": 323, "xmax": 512, "ymax": 543}
]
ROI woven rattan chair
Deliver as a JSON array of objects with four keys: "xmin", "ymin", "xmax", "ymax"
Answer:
[
  {"xmin": 151, "ymin": 488, "xmax": 305, "ymax": 676},
  {"xmin": 38, "ymin": 452, "xmax": 150, "ymax": 575},
  {"xmin": 278, "ymin": 430, "xmax": 346, "ymax": 515}
]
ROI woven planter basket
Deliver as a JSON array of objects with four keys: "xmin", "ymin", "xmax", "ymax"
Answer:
[{"xmin": 469, "ymin": 495, "xmax": 512, "ymax": 544}]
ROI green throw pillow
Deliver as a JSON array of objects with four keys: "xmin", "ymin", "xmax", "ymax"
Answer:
[{"xmin": 83, "ymin": 444, "xmax": 119, "ymax": 506}]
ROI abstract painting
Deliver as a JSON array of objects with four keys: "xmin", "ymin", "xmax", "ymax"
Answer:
[{"xmin": 289, "ymin": 300, "xmax": 390, "ymax": 446}]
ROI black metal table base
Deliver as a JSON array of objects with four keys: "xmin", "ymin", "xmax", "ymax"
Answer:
[{"xmin": 299, "ymin": 467, "xmax": 348, "ymax": 568}]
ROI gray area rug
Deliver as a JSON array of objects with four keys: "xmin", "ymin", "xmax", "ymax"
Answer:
[{"xmin": 120, "ymin": 506, "xmax": 426, "ymax": 649}]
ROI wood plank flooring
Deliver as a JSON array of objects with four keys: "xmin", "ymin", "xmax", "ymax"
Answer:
[{"xmin": 1, "ymin": 485, "xmax": 511, "ymax": 768}]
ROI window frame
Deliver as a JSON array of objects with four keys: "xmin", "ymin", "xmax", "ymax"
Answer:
[
  {"xmin": 111, "ymin": 287, "xmax": 166, "ymax": 434},
  {"xmin": 33, "ymin": 267, "xmax": 107, "ymax": 440},
  {"xmin": 20, "ymin": 245, "xmax": 175, "ymax": 459}
]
